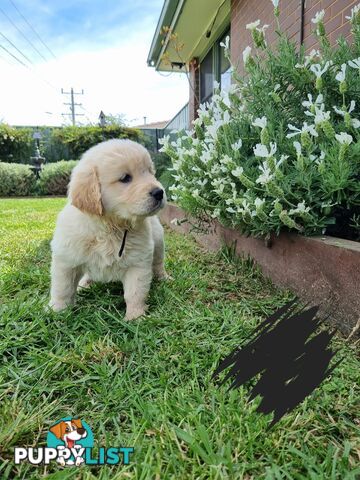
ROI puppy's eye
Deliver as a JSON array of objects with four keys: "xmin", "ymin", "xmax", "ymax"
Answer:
[{"xmin": 119, "ymin": 174, "xmax": 132, "ymax": 183}]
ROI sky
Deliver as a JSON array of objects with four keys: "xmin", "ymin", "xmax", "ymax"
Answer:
[{"xmin": 0, "ymin": 0, "xmax": 189, "ymax": 126}]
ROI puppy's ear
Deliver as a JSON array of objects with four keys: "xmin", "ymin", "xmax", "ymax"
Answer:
[
  {"xmin": 49, "ymin": 421, "xmax": 65, "ymax": 439},
  {"xmin": 69, "ymin": 165, "xmax": 103, "ymax": 215},
  {"xmin": 72, "ymin": 418, "xmax": 83, "ymax": 429}
]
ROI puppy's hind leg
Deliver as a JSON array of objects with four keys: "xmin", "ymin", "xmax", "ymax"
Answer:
[
  {"xmin": 77, "ymin": 273, "xmax": 93, "ymax": 291},
  {"xmin": 151, "ymin": 217, "xmax": 170, "ymax": 280},
  {"xmin": 49, "ymin": 256, "xmax": 82, "ymax": 312}
]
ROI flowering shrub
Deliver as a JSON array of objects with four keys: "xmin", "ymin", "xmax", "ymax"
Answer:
[{"xmin": 160, "ymin": 3, "xmax": 360, "ymax": 239}]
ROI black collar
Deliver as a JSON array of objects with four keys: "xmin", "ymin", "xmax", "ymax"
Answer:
[{"xmin": 118, "ymin": 229, "xmax": 128, "ymax": 257}]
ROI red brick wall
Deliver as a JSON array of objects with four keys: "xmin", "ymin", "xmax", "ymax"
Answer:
[
  {"xmin": 189, "ymin": 58, "xmax": 200, "ymax": 126},
  {"xmin": 188, "ymin": 0, "xmax": 358, "ymax": 122},
  {"xmin": 231, "ymin": 0, "xmax": 358, "ymax": 73}
]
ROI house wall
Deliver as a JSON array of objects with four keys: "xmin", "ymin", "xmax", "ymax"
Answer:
[
  {"xmin": 231, "ymin": 0, "xmax": 358, "ymax": 73},
  {"xmin": 189, "ymin": 58, "xmax": 200, "ymax": 128},
  {"xmin": 188, "ymin": 0, "xmax": 358, "ymax": 125}
]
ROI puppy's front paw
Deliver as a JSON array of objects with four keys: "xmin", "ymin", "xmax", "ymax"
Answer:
[
  {"xmin": 48, "ymin": 299, "xmax": 72, "ymax": 312},
  {"xmin": 125, "ymin": 305, "xmax": 147, "ymax": 321}
]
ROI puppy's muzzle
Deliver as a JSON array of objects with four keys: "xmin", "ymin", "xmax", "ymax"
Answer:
[{"xmin": 150, "ymin": 188, "xmax": 164, "ymax": 202}]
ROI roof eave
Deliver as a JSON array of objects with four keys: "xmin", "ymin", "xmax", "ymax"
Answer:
[{"xmin": 147, "ymin": 0, "xmax": 182, "ymax": 68}]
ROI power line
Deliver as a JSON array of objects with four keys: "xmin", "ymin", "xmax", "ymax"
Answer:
[
  {"xmin": 0, "ymin": 6, "xmax": 48, "ymax": 62},
  {"xmin": 0, "ymin": 30, "xmax": 33, "ymax": 65},
  {"xmin": 0, "ymin": 42, "xmax": 29, "ymax": 68},
  {"xmin": 8, "ymin": 0, "xmax": 57, "ymax": 60},
  {"xmin": 0, "ymin": 41, "xmax": 59, "ymax": 91}
]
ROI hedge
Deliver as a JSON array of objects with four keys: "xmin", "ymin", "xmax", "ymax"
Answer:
[
  {"xmin": 0, "ymin": 124, "xmax": 145, "ymax": 164},
  {"xmin": 0, "ymin": 162, "xmax": 35, "ymax": 196},
  {"xmin": 37, "ymin": 160, "xmax": 78, "ymax": 195},
  {"xmin": 0, "ymin": 153, "xmax": 169, "ymax": 197}
]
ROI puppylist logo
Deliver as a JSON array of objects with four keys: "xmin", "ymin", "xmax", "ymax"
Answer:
[{"xmin": 14, "ymin": 417, "xmax": 134, "ymax": 467}]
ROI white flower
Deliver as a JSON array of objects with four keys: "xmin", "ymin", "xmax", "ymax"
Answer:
[
  {"xmin": 211, "ymin": 208, "xmax": 221, "ymax": 219},
  {"xmin": 310, "ymin": 61, "xmax": 332, "ymax": 78},
  {"xmin": 302, "ymin": 93, "xmax": 323, "ymax": 109},
  {"xmin": 231, "ymin": 166, "xmax": 244, "ymax": 178},
  {"xmin": 223, "ymin": 110, "xmax": 231, "ymax": 124},
  {"xmin": 295, "ymin": 49, "xmax": 321, "ymax": 69},
  {"xmin": 197, "ymin": 178, "xmax": 208, "ymax": 187},
  {"xmin": 271, "ymin": 0, "xmax": 279, "ymax": 7},
  {"xmin": 241, "ymin": 199, "xmax": 251, "ymax": 212},
  {"xmin": 258, "ymin": 24, "xmax": 269, "ymax": 34},
  {"xmin": 306, "ymin": 105, "xmax": 331, "ymax": 125},
  {"xmin": 311, "ymin": 10, "xmax": 325, "ymax": 24},
  {"xmin": 253, "ymin": 142, "xmax": 277, "ymax": 158},
  {"xmin": 231, "ymin": 139, "xmax": 243, "ymax": 151},
  {"xmin": 246, "ymin": 19, "xmax": 261, "ymax": 30},
  {"xmin": 286, "ymin": 122, "xmax": 318, "ymax": 138},
  {"xmin": 333, "ymin": 101, "xmax": 360, "ymax": 128},
  {"xmin": 256, "ymin": 162, "xmax": 274, "ymax": 185},
  {"xmin": 192, "ymin": 189, "xmax": 200, "ymax": 198},
  {"xmin": 289, "ymin": 202, "xmax": 310, "ymax": 215},
  {"xmin": 220, "ymin": 35, "xmax": 230, "ymax": 50},
  {"xmin": 335, "ymin": 132, "xmax": 353, "ymax": 145},
  {"xmin": 254, "ymin": 197, "xmax": 265, "ymax": 209},
  {"xmin": 312, "ymin": 151, "xmax": 326, "ymax": 164},
  {"xmin": 335, "ymin": 63, "xmax": 347, "ymax": 82},
  {"xmin": 252, "ymin": 116, "xmax": 267, "ymax": 129},
  {"xmin": 206, "ymin": 123, "xmax": 219, "ymax": 139},
  {"xmin": 348, "ymin": 57, "xmax": 360, "ymax": 70},
  {"xmin": 158, "ymin": 134, "xmax": 170, "ymax": 147},
  {"xmin": 226, "ymin": 207, "xmax": 237, "ymax": 213},
  {"xmin": 243, "ymin": 46, "xmax": 252, "ymax": 65},
  {"xmin": 293, "ymin": 141, "xmax": 302, "ymax": 158},
  {"xmin": 345, "ymin": 4, "xmax": 360, "ymax": 21},
  {"xmin": 198, "ymin": 103, "xmax": 209, "ymax": 120},
  {"xmin": 220, "ymin": 154, "xmax": 233, "ymax": 165}
]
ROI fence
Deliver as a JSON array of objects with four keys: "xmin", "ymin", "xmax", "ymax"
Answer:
[{"xmin": 141, "ymin": 103, "xmax": 189, "ymax": 152}]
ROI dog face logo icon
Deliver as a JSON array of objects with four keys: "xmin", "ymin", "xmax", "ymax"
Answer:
[
  {"xmin": 47, "ymin": 417, "xmax": 94, "ymax": 466},
  {"xmin": 50, "ymin": 419, "xmax": 87, "ymax": 449}
]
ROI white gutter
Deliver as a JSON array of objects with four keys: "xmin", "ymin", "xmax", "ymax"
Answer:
[{"xmin": 155, "ymin": 0, "xmax": 187, "ymax": 70}]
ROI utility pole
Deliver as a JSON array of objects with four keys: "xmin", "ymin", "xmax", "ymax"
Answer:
[{"xmin": 61, "ymin": 88, "xmax": 85, "ymax": 126}]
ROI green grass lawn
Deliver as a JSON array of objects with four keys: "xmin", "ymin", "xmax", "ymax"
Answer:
[{"xmin": 0, "ymin": 197, "xmax": 359, "ymax": 480}]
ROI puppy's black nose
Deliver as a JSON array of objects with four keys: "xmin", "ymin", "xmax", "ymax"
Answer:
[
  {"xmin": 150, "ymin": 188, "xmax": 164, "ymax": 201},
  {"xmin": 77, "ymin": 427, "xmax": 86, "ymax": 435}
]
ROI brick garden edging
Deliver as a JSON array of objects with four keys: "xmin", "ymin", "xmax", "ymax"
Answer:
[{"xmin": 160, "ymin": 204, "xmax": 360, "ymax": 337}]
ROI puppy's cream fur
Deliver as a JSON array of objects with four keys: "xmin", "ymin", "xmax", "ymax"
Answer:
[{"xmin": 50, "ymin": 139, "xmax": 168, "ymax": 320}]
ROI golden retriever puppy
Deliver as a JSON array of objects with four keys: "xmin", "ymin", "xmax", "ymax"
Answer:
[{"xmin": 49, "ymin": 139, "xmax": 168, "ymax": 320}]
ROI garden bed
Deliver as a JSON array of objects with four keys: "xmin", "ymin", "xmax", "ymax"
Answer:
[{"xmin": 161, "ymin": 203, "xmax": 360, "ymax": 337}]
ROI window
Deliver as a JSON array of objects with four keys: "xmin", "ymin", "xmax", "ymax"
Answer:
[
  {"xmin": 200, "ymin": 48, "xmax": 214, "ymax": 104},
  {"xmin": 199, "ymin": 29, "xmax": 231, "ymax": 104},
  {"xmin": 219, "ymin": 32, "xmax": 231, "ymax": 91}
]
